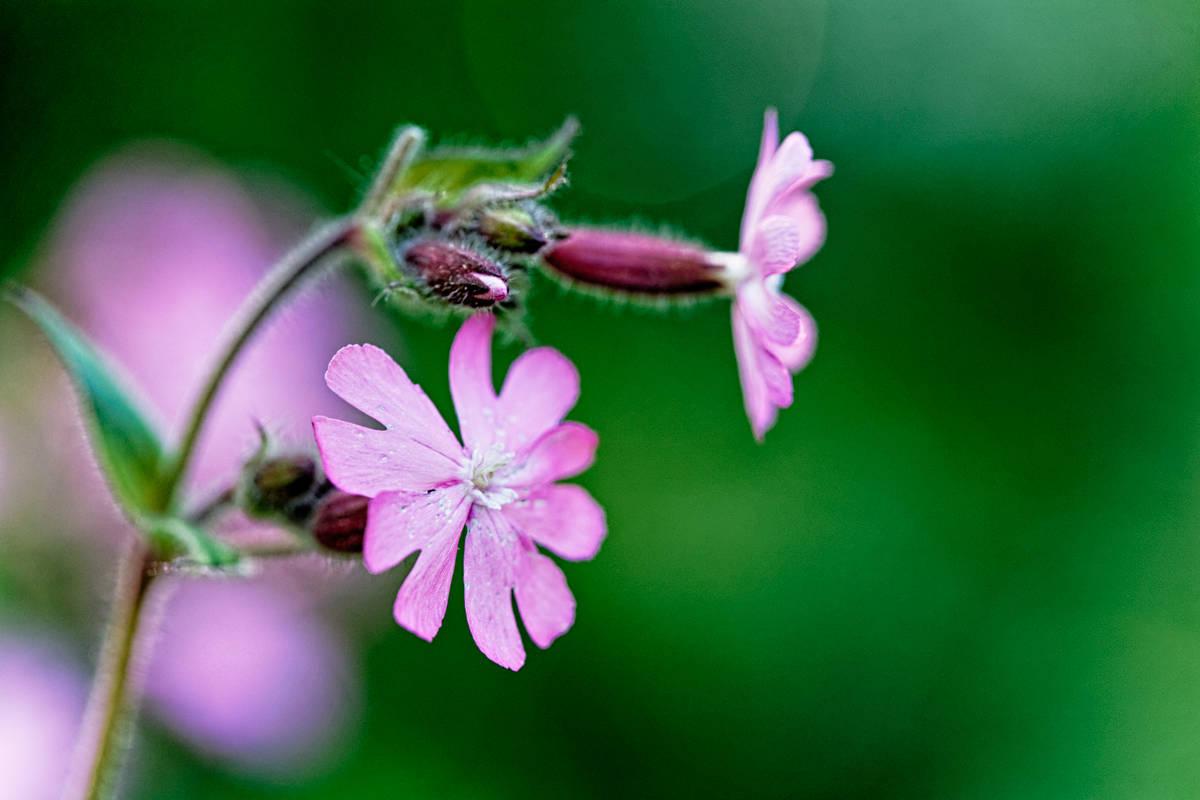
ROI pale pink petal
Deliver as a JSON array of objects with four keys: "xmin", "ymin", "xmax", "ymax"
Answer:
[
  {"xmin": 325, "ymin": 344, "xmax": 461, "ymax": 458},
  {"xmin": 761, "ymin": 132, "xmax": 818, "ymax": 208},
  {"xmin": 502, "ymin": 484, "xmax": 606, "ymax": 561},
  {"xmin": 500, "ymin": 422, "xmax": 598, "ymax": 489},
  {"xmin": 739, "ymin": 107, "xmax": 781, "ymax": 248},
  {"xmin": 449, "ymin": 314, "xmax": 499, "ymax": 452},
  {"xmin": 363, "ymin": 488, "xmax": 469, "ymax": 572},
  {"xmin": 733, "ymin": 301, "xmax": 776, "ymax": 442},
  {"xmin": 770, "ymin": 295, "xmax": 818, "ymax": 373},
  {"xmin": 757, "ymin": 108, "xmax": 780, "ymax": 173},
  {"xmin": 312, "ymin": 417, "xmax": 460, "ymax": 495},
  {"xmin": 494, "ymin": 347, "xmax": 581, "ymax": 451},
  {"xmin": 759, "ymin": 346, "xmax": 794, "ymax": 409},
  {"xmin": 463, "ymin": 509, "xmax": 525, "ymax": 671},
  {"xmin": 514, "ymin": 547, "xmax": 576, "ymax": 650},
  {"xmin": 750, "ymin": 215, "xmax": 802, "ymax": 276},
  {"xmin": 769, "ymin": 191, "xmax": 827, "ymax": 270},
  {"xmin": 363, "ymin": 489, "xmax": 471, "ymax": 641},
  {"xmin": 739, "ymin": 279, "xmax": 801, "ymax": 345}
]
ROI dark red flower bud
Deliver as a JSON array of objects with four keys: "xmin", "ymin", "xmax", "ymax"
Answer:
[
  {"xmin": 311, "ymin": 491, "xmax": 368, "ymax": 554},
  {"xmin": 403, "ymin": 240, "xmax": 509, "ymax": 308},
  {"xmin": 541, "ymin": 229, "xmax": 727, "ymax": 296}
]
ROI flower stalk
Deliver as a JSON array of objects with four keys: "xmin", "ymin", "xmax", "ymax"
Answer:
[
  {"xmin": 161, "ymin": 218, "xmax": 358, "ymax": 506},
  {"xmin": 61, "ymin": 544, "xmax": 158, "ymax": 800},
  {"xmin": 71, "ymin": 217, "xmax": 363, "ymax": 800}
]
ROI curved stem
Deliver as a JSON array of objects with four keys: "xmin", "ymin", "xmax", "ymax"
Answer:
[
  {"xmin": 160, "ymin": 219, "xmax": 357, "ymax": 505},
  {"xmin": 61, "ymin": 544, "xmax": 158, "ymax": 800}
]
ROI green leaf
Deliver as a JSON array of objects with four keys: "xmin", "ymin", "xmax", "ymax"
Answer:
[
  {"xmin": 392, "ymin": 116, "xmax": 578, "ymax": 204},
  {"xmin": 6, "ymin": 284, "xmax": 168, "ymax": 514},
  {"xmin": 146, "ymin": 516, "xmax": 244, "ymax": 571}
]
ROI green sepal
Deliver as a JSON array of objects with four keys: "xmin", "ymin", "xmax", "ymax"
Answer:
[
  {"xmin": 145, "ymin": 516, "xmax": 245, "ymax": 572},
  {"xmin": 391, "ymin": 117, "xmax": 578, "ymax": 206},
  {"xmin": 356, "ymin": 224, "xmax": 406, "ymax": 286},
  {"xmin": 5, "ymin": 284, "xmax": 170, "ymax": 515}
]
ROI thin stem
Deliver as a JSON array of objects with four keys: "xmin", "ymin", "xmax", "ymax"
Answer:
[
  {"xmin": 359, "ymin": 125, "xmax": 425, "ymax": 221},
  {"xmin": 161, "ymin": 219, "xmax": 357, "ymax": 504},
  {"xmin": 61, "ymin": 544, "xmax": 158, "ymax": 800}
]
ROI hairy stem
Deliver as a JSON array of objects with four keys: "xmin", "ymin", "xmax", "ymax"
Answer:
[
  {"xmin": 358, "ymin": 125, "xmax": 425, "ymax": 221},
  {"xmin": 61, "ymin": 544, "xmax": 158, "ymax": 800},
  {"xmin": 161, "ymin": 219, "xmax": 357, "ymax": 504}
]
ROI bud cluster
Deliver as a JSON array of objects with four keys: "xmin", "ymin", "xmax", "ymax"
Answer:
[
  {"xmin": 356, "ymin": 121, "xmax": 573, "ymax": 322},
  {"xmin": 237, "ymin": 450, "xmax": 367, "ymax": 554}
]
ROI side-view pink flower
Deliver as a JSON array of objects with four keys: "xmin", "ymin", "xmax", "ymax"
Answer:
[
  {"xmin": 312, "ymin": 315, "xmax": 605, "ymax": 670},
  {"xmin": 539, "ymin": 108, "xmax": 830, "ymax": 440},
  {"xmin": 717, "ymin": 108, "xmax": 833, "ymax": 440}
]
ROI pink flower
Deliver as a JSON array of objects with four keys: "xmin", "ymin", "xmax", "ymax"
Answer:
[
  {"xmin": 312, "ymin": 314, "xmax": 605, "ymax": 670},
  {"xmin": 46, "ymin": 144, "xmax": 356, "ymax": 489},
  {"xmin": 0, "ymin": 635, "xmax": 87, "ymax": 800},
  {"xmin": 145, "ymin": 580, "xmax": 358, "ymax": 777},
  {"xmin": 715, "ymin": 108, "xmax": 833, "ymax": 440}
]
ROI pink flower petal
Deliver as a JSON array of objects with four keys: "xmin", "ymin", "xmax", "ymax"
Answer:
[
  {"xmin": 514, "ymin": 547, "xmax": 576, "ymax": 650},
  {"xmin": 501, "ymin": 422, "xmax": 599, "ymax": 489},
  {"xmin": 449, "ymin": 314, "xmax": 499, "ymax": 453},
  {"xmin": 733, "ymin": 301, "xmax": 777, "ymax": 442},
  {"xmin": 770, "ymin": 295, "xmax": 818, "ymax": 373},
  {"xmin": 769, "ymin": 190, "xmax": 827, "ymax": 271},
  {"xmin": 751, "ymin": 215, "xmax": 802, "ymax": 276},
  {"xmin": 759, "ymin": 345, "xmax": 794, "ymax": 409},
  {"xmin": 739, "ymin": 279, "xmax": 801, "ymax": 345},
  {"xmin": 312, "ymin": 417, "xmax": 460, "ymax": 496},
  {"xmin": 450, "ymin": 314, "xmax": 581, "ymax": 454},
  {"xmin": 503, "ymin": 484, "xmax": 606, "ymax": 561},
  {"xmin": 761, "ymin": 132, "xmax": 818, "ymax": 208},
  {"xmin": 740, "ymin": 108, "xmax": 781, "ymax": 248},
  {"xmin": 494, "ymin": 347, "xmax": 581, "ymax": 451},
  {"xmin": 324, "ymin": 344, "xmax": 462, "ymax": 458},
  {"xmin": 363, "ymin": 489, "xmax": 472, "ymax": 641},
  {"xmin": 463, "ymin": 509, "xmax": 525, "ymax": 671}
]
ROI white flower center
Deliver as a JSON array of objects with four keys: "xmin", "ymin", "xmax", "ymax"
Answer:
[
  {"xmin": 706, "ymin": 251, "xmax": 751, "ymax": 288},
  {"xmin": 461, "ymin": 442, "xmax": 518, "ymax": 510}
]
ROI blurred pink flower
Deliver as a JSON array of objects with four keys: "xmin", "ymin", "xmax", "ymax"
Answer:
[
  {"xmin": 716, "ymin": 108, "xmax": 832, "ymax": 440},
  {"xmin": 40, "ymin": 145, "xmax": 364, "ymax": 770},
  {"xmin": 145, "ymin": 579, "xmax": 357, "ymax": 775},
  {"xmin": 48, "ymin": 143, "xmax": 356, "ymax": 489},
  {"xmin": 0, "ymin": 419, "xmax": 10, "ymax": 520},
  {"xmin": 0, "ymin": 636, "xmax": 87, "ymax": 800},
  {"xmin": 313, "ymin": 314, "xmax": 605, "ymax": 670}
]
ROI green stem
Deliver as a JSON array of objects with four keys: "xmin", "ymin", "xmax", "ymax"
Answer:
[
  {"xmin": 160, "ymin": 219, "xmax": 357, "ymax": 505},
  {"xmin": 63, "ymin": 218, "xmax": 358, "ymax": 798},
  {"xmin": 61, "ymin": 544, "xmax": 158, "ymax": 800}
]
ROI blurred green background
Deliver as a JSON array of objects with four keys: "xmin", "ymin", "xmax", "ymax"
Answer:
[{"xmin": 4, "ymin": 0, "xmax": 1200, "ymax": 797}]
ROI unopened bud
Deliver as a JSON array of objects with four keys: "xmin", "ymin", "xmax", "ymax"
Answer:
[
  {"xmin": 541, "ymin": 229, "xmax": 726, "ymax": 296},
  {"xmin": 402, "ymin": 240, "xmax": 509, "ymax": 308},
  {"xmin": 245, "ymin": 455, "xmax": 316, "ymax": 519},
  {"xmin": 479, "ymin": 208, "xmax": 549, "ymax": 254},
  {"xmin": 311, "ymin": 491, "xmax": 368, "ymax": 553}
]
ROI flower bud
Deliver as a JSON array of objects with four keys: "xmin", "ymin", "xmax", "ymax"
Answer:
[
  {"xmin": 311, "ymin": 491, "xmax": 368, "ymax": 554},
  {"xmin": 402, "ymin": 240, "xmax": 509, "ymax": 308},
  {"xmin": 244, "ymin": 454, "xmax": 316, "ymax": 520},
  {"xmin": 479, "ymin": 207, "xmax": 549, "ymax": 254},
  {"xmin": 541, "ymin": 229, "xmax": 726, "ymax": 296}
]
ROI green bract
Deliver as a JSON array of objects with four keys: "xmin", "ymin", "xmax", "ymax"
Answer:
[
  {"xmin": 8, "ymin": 285, "xmax": 168, "ymax": 514},
  {"xmin": 6, "ymin": 285, "xmax": 241, "ymax": 570},
  {"xmin": 389, "ymin": 116, "xmax": 577, "ymax": 207},
  {"xmin": 145, "ymin": 516, "xmax": 243, "ymax": 571}
]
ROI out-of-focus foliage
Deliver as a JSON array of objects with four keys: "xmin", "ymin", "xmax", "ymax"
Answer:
[{"xmin": 2, "ymin": 1, "xmax": 1200, "ymax": 798}]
